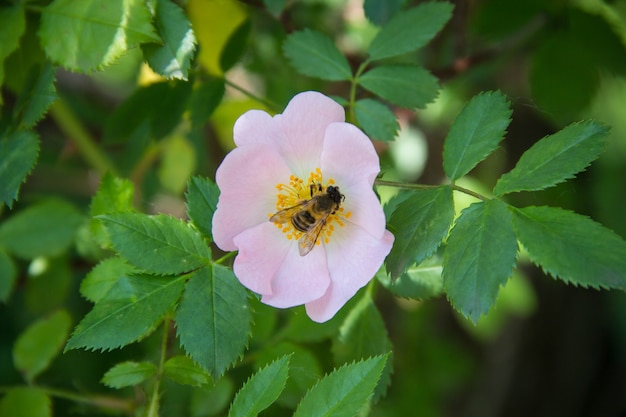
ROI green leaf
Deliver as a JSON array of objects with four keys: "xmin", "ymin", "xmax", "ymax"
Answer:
[
  {"xmin": 0, "ymin": 387, "xmax": 51, "ymax": 417},
  {"xmin": 220, "ymin": 19, "xmax": 251, "ymax": 73},
  {"xmin": 359, "ymin": 65, "xmax": 439, "ymax": 109},
  {"xmin": 332, "ymin": 295, "xmax": 392, "ymax": 402},
  {"xmin": 0, "ymin": 250, "xmax": 17, "ymax": 302},
  {"xmin": 186, "ymin": 176, "xmax": 220, "ymax": 240},
  {"xmin": 104, "ymin": 80, "xmax": 192, "ymax": 144},
  {"xmin": 13, "ymin": 63, "xmax": 57, "ymax": 129},
  {"xmin": 354, "ymin": 99, "xmax": 399, "ymax": 142},
  {"xmin": 188, "ymin": 78, "xmax": 225, "ymax": 129},
  {"xmin": 98, "ymin": 212, "xmax": 211, "ymax": 275},
  {"xmin": 176, "ymin": 265, "xmax": 251, "ymax": 378},
  {"xmin": 0, "ymin": 5, "xmax": 26, "ymax": 98},
  {"xmin": 0, "ymin": 199, "xmax": 83, "ymax": 259},
  {"xmin": 378, "ymin": 255, "xmax": 443, "ymax": 300},
  {"xmin": 158, "ymin": 135, "xmax": 196, "ymax": 195},
  {"xmin": 293, "ymin": 355, "xmax": 388, "ymax": 417},
  {"xmin": 13, "ymin": 310, "xmax": 72, "ymax": 383},
  {"xmin": 80, "ymin": 257, "xmax": 135, "ymax": 303},
  {"xmin": 263, "ymin": 0, "xmax": 286, "ymax": 16},
  {"xmin": 0, "ymin": 130, "xmax": 39, "ymax": 208},
  {"xmin": 283, "ymin": 29, "xmax": 352, "ymax": 81},
  {"xmin": 363, "ymin": 0, "xmax": 405, "ymax": 26},
  {"xmin": 101, "ymin": 361, "xmax": 157, "ymax": 388},
  {"xmin": 493, "ymin": 121, "xmax": 609, "ymax": 196},
  {"xmin": 229, "ymin": 355, "xmax": 291, "ymax": 417},
  {"xmin": 142, "ymin": 0, "xmax": 196, "ymax": 80},
  {"xmin": 65, "ymin": 274, "xmax": 185, "ymax": 351},
  {"xmin": 385, "ymin": 186, "xmax": 454, "ymax": 280},
  {"xmin": 443, "ymin": 91, "xmax": 512, "ymax": 181},
  {"xmin": 443, "ymin": 200, "xmax": 518, "ymax": 322},
  {"xmin": 368, "ymin": 1, "xmax": 454, "ymax": 61},
  {"xmin": 164, "ymin": 355, "xmax": 212, "ymax": 387},
  {"xmin": 511, "ymin": 206, "xmax": 626, "ymax": 290},
  {"xmin": 90, "ymin": 173, "xmax": 135, "ymax": 248},
  {"xmin": 39, "ymin": 0, "xmax": 159, "ymax": 72}
]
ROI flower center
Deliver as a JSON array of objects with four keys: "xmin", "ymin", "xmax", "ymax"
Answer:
[{"xmin": 270, "ymin": 168, "xmax": 352, "ymax": 254}]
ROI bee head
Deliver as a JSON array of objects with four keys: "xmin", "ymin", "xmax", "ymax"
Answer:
[{"xmin": 326, "ymin": 185, "xmax": 345, "ymax": 205}]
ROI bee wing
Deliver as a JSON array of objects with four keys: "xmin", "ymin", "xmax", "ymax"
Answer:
[
  {"xmin": 298, "ymin": 217, "xmax": 328, "ymax": 256},
  {"xmin": 269, "ymin": 199, "xmax": 313, "ymax": 224}
]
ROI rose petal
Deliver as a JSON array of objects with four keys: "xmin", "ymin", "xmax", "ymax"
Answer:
[
  {"xmin": 233, "ymin": 109, "xmax": 286, "ymax": 147},
  {"xmin": 232, "ymin": 222, "xmax": 291, "ymax": 295},
  {"xmin": 213, "ymin": 143, "xmax": 292, "ymax": 251},
  {"xmin": 305, "ymin": 225, "xmax": 394, "ymax": 322},
  {"xmin": 261, "ymin": 240, "xmax": 331, "ymax": 308},
  {"xmin": 275, "ymin": 91, "xmax": 345, "ymax": 178}
]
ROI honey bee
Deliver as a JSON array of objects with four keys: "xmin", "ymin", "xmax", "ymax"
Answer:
[{"xmin": 270, "ymin": 184, "xmax": 345, "ymax": 256}]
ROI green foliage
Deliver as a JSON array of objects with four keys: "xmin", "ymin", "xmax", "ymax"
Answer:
[
  {"xmin": 0, "ymin": 131, "xmax": 39, "ymax": 208},
  {"xmin": 283, "ymin": 29, "xmax": 352, "ymax": 81},
  {"xmin": 163, "ymin": 355, "xmax": 212, "ymax": 387},
  {"xmin": 142, "ymin": 0, "xmax": 196, "ymax": 80},
  {"xmin": 98, "ymin": 213, "xmax": 211, "ymax": 275},
  {"xmin": 39, "ymin": 0, "xmax": 160, "ymax": 72},
  {"xmin": 0, "ymin": 387, "xmax": 51, "ymax": 417},
  {"xmin": 354, "ymin": 99, "xmax": 399, "ymax": 142},
  {"xmin": 378, "ymin": 256, "xmax": 444, "ymax": 300},
  {"xmin": 367, "ymin": 1, "xmax": 454, "ymax": 61},
  {"xmin": 186, "ymin": 176, "xmax": 220, "ymax": 240},
  {"xmin": 511, "ymin": 206, "xmax": 626, "ymax": 290},
  {"xmin": 493, "ymin": 121, "xmax": 609, "ymax": 195},
  {"xmin": 293, "ymin": 355, "xmax": 388, "ymax": 417},
  {"xmin": 13, "ymin": 310, "xmax": 72, "ymax": 383},
  {"xmin": 0, "ymin": 5, "xmax": 25, "ymax": 92},
  {"xmin": 443, "ymin": 91, "xmax": 512, "ymax": 181},
  {"xmin": 101, "ymin": 361, "xmax": 158, "ymax": 388},
  {"xmin": 175, "ymin": 265, "xmax": 251, "ymax": 378},
  {"xmin": 66, "ymin": 274, "xmax": 186, "ymax": 351},
  {"xmin": 188, "ymin": 79, "xmax": 225, "ymax": 130},
  {"xmin": 12, "ymin": 63, "xmax": 57, "ymax": 129},
  {"xmin": 80, "ymin": 257, "xmax": 135, "ymax": 303},
  {"xmin": 363, "ymin": 0, "xmax": 405, "ymax": 25},
  {"xmin": 0, "ymin": 249, "xmax": 16, "ymax": 302},
  {"xmin": 229, "ymin": 355, "xmax": 291, "ymax": 417},
  {"xmin": 0, "ymin": 199, "xmax": 83, "ymax": 259},
  {"xmin": 443, "ymin": 200, "xmax": 518, "ymax": 322},
  {"xmin": 385, "ymin": 186, "xmax": 454, "ymax": 280},
  {"xmin": 358, "ymin": 65, "xmax": 439, "ymax": 109}
]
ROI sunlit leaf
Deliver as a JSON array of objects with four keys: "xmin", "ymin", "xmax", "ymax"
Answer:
[
  {"xmin": 186, "ymin": 176, "xmax": 220, "ymax": 240},
  {"xmin": 354, "ymin": 99, "xmax": 399, "ymax": 142},
  {"xmin": 89, "ymin": 173, "xmax": 135, "ymax": 248},
  {"xmin": 164, "ymin": 355, "xmax": 212, "ymax": 387},
  {"xmin": 143, "ymin": 0, "xmax": 196, "ymax": 80},
  {"xmin": 0, "ymin": 199, "xmax": 83, "ymax": 259},
  {"xmin": 39, "ymin": 0, "xmax": 159, "ymax": 71},
  {"xmin": 98, "ymin": 212, "xmax": 211, "ymax": 275},
  {"xmin": 283, "ymin": 29, "xmax": 352, "ymax": 81},
  {"xmin": 512, "ymin": 206, "xmax": 626, "ymax": 290},
  {"xmin": 385, "ymin": 186, "xmax": 454, "ymax": 280},
  {"xmin": 66, "ymin": 274, "xmax": 186, "ymax": 351},
  {"xmin": 13, "ymin": 310, "xmax": 72, "ymax": 383},
  {"xmin": 493, "ymin": 121, "xmax": 609, "ymax": 195},
  {"xmin": 229, "ymin": 355, "xmax": 291, "ymax": 417},
  {"xmin": 0, "ymin": 131, "xmax": 39, "ymax": 209},
  {"xmin": 443, "ymin": 91, "xmax": 512, "ymax": 181},
  {"xmin": 293, "ymin": 355, "xmax": 388, "ymax": 417},
  {"xmin": 101, "ymin": 361, "xmax": 157, "ymax": 388},
  {"xmin": 443, "ymin": 200, "xmax": 518, "ymax": 323},
  {"xmin": 368, "ymin": 1, "xmax": 454, "ymax": 60},
  {"xmin": 359, "ymin": 65, "xmax": 439, "ymax": 109},
  {"xmin": 176, "ymin": 265, "xmax": 251, "ymax": 378}
]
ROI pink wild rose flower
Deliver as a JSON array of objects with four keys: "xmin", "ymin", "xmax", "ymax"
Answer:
[{"xmin": 212, "ymin": 91, "xmax": 394, "ymax": 322}]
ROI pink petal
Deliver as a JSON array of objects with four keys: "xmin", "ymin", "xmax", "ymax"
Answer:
[
  {"xmin": 304, "ymin": 225, "xmax": 394, "ymax": 322},
  {"xmin": 320, "ymin": 122, "xmax": 387, "ymax": 239},
  {"xmin": 233, "ymin": 110, "xmax": 285, "ymax": 147},
  {"xmin": 275, "ymin": 91, "xmax": 345, "ymax": 178},
  {"xmin": 232, "ymin": 222, "xmax": 291, "ymax": 295},
  {"xmin": 261, "ymin": 241, "xmax": 331, "ymax": 308},
  {"xmin": 213, "ymin": 143, "xmax": 292, "ymax": 251}
]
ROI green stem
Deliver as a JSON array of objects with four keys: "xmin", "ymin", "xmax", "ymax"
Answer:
[
  {"xmin": 215, "ymin": 250, "xmax": 237, "ymax": 265},
  {"xmin": 145, "ymin": 318, "xmax": 170, "ymax": 417},
  {"xmin": 223, "ymin": 79, "xmax": 281, "ymax": 112},
  {"xmin": 49, "ymin": 100, "xmax": 118, "ymax": 175},
  {"xmin": 374, "ymin": 179, "xmax": 488, "ymax": 201},
  {"xmin": 348, "ymin": 61, "xmax": 370, "ymax": 124}
]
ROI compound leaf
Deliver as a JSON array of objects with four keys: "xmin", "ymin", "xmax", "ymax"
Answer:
[
  {"xmin": 493, "ymin": 121, "xmax": 609, "ymax": 195},
  {"xmin": 511, "ymin": 206, "xmax": 626, "ymax": 290},
  {"xmin": 443, "ymin": 200, "xmax": 518, "ymax": 323},
  {"xmin": 443, "ymin": 91, "xmax": 512, "ymax": 181},
  {"xmin": 283, "ymin": 29, "xmax": 352, "ymax": 81},
  {"xmin": 359, "ymin": 65, "xmax": 439, "ymax": 109}
]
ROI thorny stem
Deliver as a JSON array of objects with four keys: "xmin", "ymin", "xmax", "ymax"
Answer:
[{"xmin": 374, "ymin": 179, "xmax": 488, "ymax": 201}]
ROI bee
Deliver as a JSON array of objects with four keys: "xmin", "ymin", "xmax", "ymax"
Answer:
[{"xmin": 270, "ymin": 184, "xmax": 345, "ymax": 256}]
